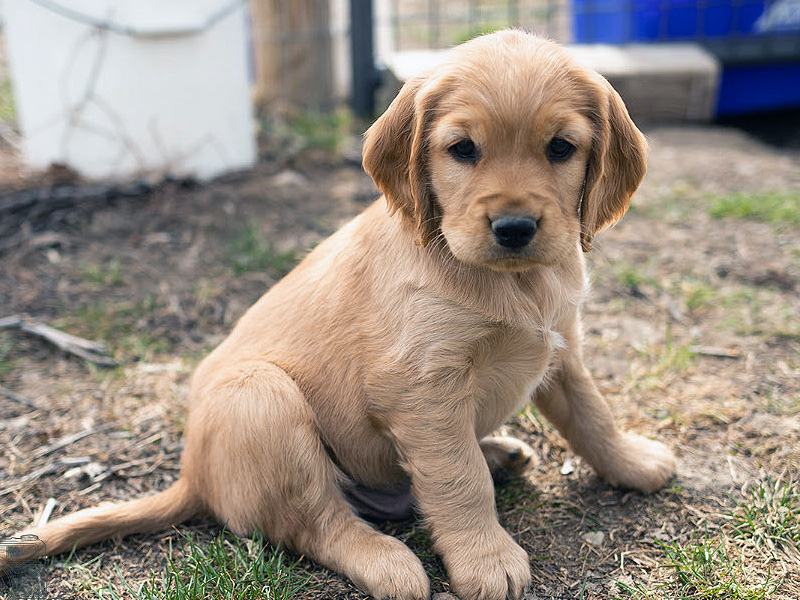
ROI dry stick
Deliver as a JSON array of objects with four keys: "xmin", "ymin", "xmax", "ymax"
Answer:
[
  {"xmin": 32, "ymin": 423, "xmax": 116, "ymax": 460},
  {"xmin": 689, "ymin": 345, "xmax": 742, "ymax": 359},
  {"xmin": 0, "ymin": 457, "xmax": 93, "ymax": 497},
  {"xmin": 0, "ymin": 385, "xmax": 42, "ymax": 410},
  {"xmin": 38, "ymin": 498, "xmax": 57, "ymax": 527},
  {"xmin": 0, "ymin": 463, "xmax": 68, "ymax": 497},
  {"xmin": 92, "ymin": 455, "xmax": 179, "ymax": 483},
  {"xmin": 0, "ymin": 314, "xmax": 118, "ymax": 367}
]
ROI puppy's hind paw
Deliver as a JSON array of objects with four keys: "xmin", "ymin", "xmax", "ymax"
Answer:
[{"xmin": 480, "ymin": 436, "xmax": 537, "ymax": 485}]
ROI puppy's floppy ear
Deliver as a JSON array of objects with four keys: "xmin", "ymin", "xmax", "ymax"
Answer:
[
  {"xmin": 362, "ymin": 76, "xmax": 439, "ymax": 246},
  {"xmin": 580, "ymin": 78, "xmax": 647, "ymax": 252}
]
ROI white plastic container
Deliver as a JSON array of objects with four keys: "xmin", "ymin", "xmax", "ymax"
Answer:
[{"xmin": 3, "ymin": 0, "xmax": 256, "ymax": 181}]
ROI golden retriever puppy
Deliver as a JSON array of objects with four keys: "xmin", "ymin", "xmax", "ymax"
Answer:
[{"xmin": 2, "ymin": 30, "xmax": 676, "ymax": 600}]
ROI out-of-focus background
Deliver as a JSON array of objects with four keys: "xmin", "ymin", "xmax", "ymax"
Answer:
[
  {"xmin": 0, "ymin": 2, "xmax": 799, "ymax": 600},
  {"xmin": 0, "ymin": 0, "xmax": 799, "ymax": 182}
]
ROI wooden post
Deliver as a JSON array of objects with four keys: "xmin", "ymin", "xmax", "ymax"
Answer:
[{"xmin": 250, "ymin": 0, "xmax": 335, "ymax": 111}]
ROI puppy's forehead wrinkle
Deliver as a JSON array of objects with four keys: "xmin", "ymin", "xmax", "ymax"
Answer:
[{"xmin": 432, "ymin": 72, "xmax": 597, "ymax": 150}]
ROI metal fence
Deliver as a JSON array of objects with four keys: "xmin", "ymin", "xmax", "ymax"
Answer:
[
  {"xmin": 385, "ymin": 0, "xmax": 570, "ymax": 50},
  {"xmin": 381, "ymin": 0, "xmax": 800, "ymax": 58}
]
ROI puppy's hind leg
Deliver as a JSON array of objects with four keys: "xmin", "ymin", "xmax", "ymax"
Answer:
[{"xmin": 185, "ymin": 362, "xmax": 429, "ymax": 600}]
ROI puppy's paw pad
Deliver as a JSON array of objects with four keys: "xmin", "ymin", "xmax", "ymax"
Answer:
[{"xmin": 480, "ymin": 436, "xmax": 537, "ymax": 485}]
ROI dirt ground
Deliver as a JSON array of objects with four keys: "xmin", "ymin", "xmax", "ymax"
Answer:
[{"xmin": 0, "ymin": 111, "xmax": 798, "ymax": 600}]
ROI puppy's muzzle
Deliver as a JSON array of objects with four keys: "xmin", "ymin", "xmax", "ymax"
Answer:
[{"xmin": 490, "ymin": 216, "xmax": 538, "ymax": 250}]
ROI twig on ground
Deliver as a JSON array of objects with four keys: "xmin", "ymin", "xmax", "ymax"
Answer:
[
  {"xmin": 0, "ymin": 385, "xmax": 42, "ymax": 411},
  {"xmin": 0, "ymin": 314, "xmax": 118, "ymax": 367},
  {"xmin": 0, "ymin": 460, "xmax": 76, "ymax": 497},
  {"xmin": 690, "ymin": 345, "xmax": 742, "ymax": 359},
  {"xmin": 32, "ymin": 424, "xmax": 116, "ymax": 460},
  {"xmin": 95, "ymin": 455, "xmax": 179, "ymax": 482},
  {"xmin": 38, "ymin": 498, "xmax": 57, "ymax": 527},
  {"xmin": 0, "ymin": 458, "xmax": 91, "ymax": 497}
]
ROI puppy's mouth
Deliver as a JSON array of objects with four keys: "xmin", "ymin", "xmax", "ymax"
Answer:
[
  {"xmin": 440, "ymin": 213, "xmax": 555, "ymax": 271},
  {"xmin": 483, "ymin": 250, "xmax": 545, "ymax": 272}
]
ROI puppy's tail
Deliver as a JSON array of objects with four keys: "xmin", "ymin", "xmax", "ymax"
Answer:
[{"xmin": 0, "ymin": 478, "xmax": 200, "ymax": 574}]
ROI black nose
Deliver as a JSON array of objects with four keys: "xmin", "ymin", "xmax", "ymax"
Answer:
[{"xmin": 491, "ymin": 216, "xmax": 538, "ymax": 249}]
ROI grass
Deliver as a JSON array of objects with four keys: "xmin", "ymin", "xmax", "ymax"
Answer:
[
  {"xmin": 609, "ymin": 259, "xmax": 661, "ymax": 297},
  {"xmin": 628, "ymin": 180, "xmax": 696, "ymax": 222},
  {"xmin": 228, "ymin": 226, "xmax": 299, "ymax": 277},
  {"xmin": 763, "ymin": 388, "xmax": 800, "ymax": 417},
  {"xmin": 58, "ymin": 298, "xmax": 170, "ymax": 363},
  {"xmin": 288, "ymin": 109, "xmax": 353, "ymax": 155},
  {"xmin": 631, "ymin": 320, "xmax": 697, "ymax": 391},
  {"xmin": 659, "ymin": 537, "xmax": 779, "ymax": 599},
  {"xmin": 658, "ymin": 321, "xmax": 697, "ymax": 374},
  {"xmin": 728, "ymin": 477, "xmax": 800, "ymax": 561},
  {"xmin": 721, "ymin": 287, "xmax": 800, "ymax": 341},
  {"xmin": 633, "ymin": 189, "xmax": 800, "ymax": 227},
  {"xmin": 70, "ymin": 531, "xmax": 313, "ymax": 600},
  {"xmin": 708, "ymin": 191, "xmax": 800, "ymax": 226},
  {"xmin": 616, "ymin": 478, "xmax": 799, "ymax": 600},
  {"xmin": 616, "ymin": 264, "xmax": 655, "ymax": 291},
  {"xmin": 452, "ymin": 22, "xmax": 508, "ymax": 44},
  {"xmin": 82, "ymin": 259, "xmax": 126, "ymax": 287},
  {"xmin": 680, "ymin": 280, "xmax": 716, "ymax": 313},
  {"xmin": 0, "ymin": 332, "xmax": 14, "ymax": 377},
  {"xmin": 0, "ymin": 73, "xmax": 16, "ymax": 123}
]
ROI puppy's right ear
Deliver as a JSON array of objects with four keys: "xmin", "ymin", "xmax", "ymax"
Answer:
[{"xmin": 362, "ymin": 77, "xmax": 439, "ymax": 246}]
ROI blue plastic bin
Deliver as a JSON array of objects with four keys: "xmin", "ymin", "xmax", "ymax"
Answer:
[
  {"xmin": 572, "ymin": 0, "xmax": 800, "ymax": 115},
  {"xmin": 573, "ymin": 0, "xmax": 770, "ymax": 43}
]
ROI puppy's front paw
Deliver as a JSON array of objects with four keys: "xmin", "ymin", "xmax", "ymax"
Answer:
[
  {"xmin": 346, "ymin": 534, "xmax": 429, "ymax": 600},
  {"xmin": 480, "ymin": 436, "xmax": 536, "ymax": 485},
  {"xmin": 601, "ymin": 433, "xmax": 677, "ymax": 493},
  {"xmin": 443, "ymin": 527, "xmax": 531, "ymax": 600}
]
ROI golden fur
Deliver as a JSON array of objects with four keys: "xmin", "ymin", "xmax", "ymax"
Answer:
[{"xmin": 1, "ymin": 31, "xmax": 676, "ymax": 600}]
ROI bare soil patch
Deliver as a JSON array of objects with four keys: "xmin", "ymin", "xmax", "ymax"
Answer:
[{"xmin": 1, "ymin": 119, "xmax": 798, "ymax": 599}]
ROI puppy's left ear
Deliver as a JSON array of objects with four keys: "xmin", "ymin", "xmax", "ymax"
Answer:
[
  {"xmin": 361, "ymin": 77, "xmax": 440, "ymax": 246},
  {"xmin": 580, "ymin": 79, "xmax": 647, "ymax": 252}
]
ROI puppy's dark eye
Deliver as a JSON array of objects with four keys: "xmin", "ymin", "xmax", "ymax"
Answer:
[
  {"xmin": 547, "ymin": 137, "xmax": 576, "ymax": 162},
  {"xmin": 448, "ymin": 139, "xmax": 479, "ymax": 164}
]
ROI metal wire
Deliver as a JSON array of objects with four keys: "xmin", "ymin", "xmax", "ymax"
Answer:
[{"xmin": 27, "ymin": 0, "xmax": 247, "ymax": 37}]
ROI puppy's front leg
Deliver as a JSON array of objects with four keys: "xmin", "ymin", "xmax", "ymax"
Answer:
[
  {"xmin": 391, "ymin": 413, "xmax": 531, "ymax": 600},
  {"xmin": 535, "ymin": 324, "xmax": 676, "ymax": 493}
]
